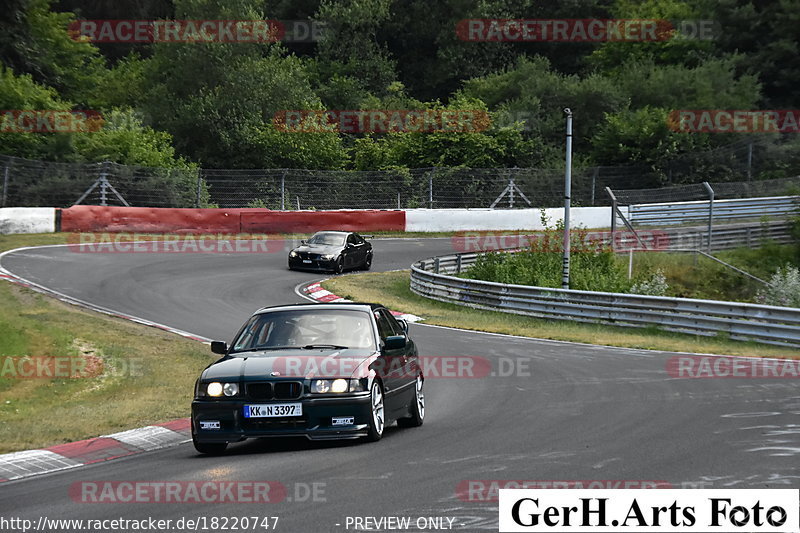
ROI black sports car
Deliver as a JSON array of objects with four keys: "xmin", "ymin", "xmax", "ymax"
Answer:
[
  {"xmin": 191, "ymin": 303, "xmax": 424, "ymax": 454},
  {"xmin": 288, "ymin": 231, "xmax": 372, "ymax": 273}
]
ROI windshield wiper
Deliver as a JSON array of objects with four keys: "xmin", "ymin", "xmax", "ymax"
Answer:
[
  {"xmin": 230, "ymin": 345, "xmax": 296, "ymax": 354},
  {"xmin": 302, "ymin": 344, "xmax": 348, "ymax": 350}
]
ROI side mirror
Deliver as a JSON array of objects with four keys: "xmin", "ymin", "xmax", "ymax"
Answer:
[
  {"xmin": 396, "ymin": 318, "xmax": 409, "ymax": 333},
  {"xmin": 383, "ymin": 335, "xmax": 407, "ymax": 350},
  {"xmin": 210, "ymin": 341, "xmax": 228, "ymax": 355},
  {"xmin": 300, "ymin": 240, "xmax": 307, "ymax": 245}
]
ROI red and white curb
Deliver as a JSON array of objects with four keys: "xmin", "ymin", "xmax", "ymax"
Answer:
[
  {"xmin": 0, "ymin": 419, "xmax": 190, "ymax": 482},
  {"xmin": 302, "ymin": 281, "xmax": 423, "ymax": 323}
]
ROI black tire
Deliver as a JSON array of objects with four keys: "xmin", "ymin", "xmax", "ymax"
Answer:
[
  {"xmin": 398, "ymin": 374, "xmax": 425, "ymax": 428},
  {"xmin": 365, "ymin": 380, "xmax": 385, "ymax": 442},
  {"xmin": 362, "ymin": 253, "xmax": 372, "ymax": 270},
  {"xmin": 333, "ymin": 256, "xmax": 344, "ymax": 274},
  {"xmin": 193, "ymin": 436, "xmax": 227, "ymax": 455}
]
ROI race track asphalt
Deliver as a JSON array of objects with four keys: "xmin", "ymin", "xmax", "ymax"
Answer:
[{"xmin": 1, "ymin": 237, "xmax": 799, "ymax": 532}]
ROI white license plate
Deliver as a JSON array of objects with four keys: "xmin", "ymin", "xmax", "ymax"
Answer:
[
  {"xmin": 244, "ymin": 403, "xmax": 302, "ymax": 418},
  {"xmin": 302, "ymin": 259, "xmax": 312, "ymax": 263}
]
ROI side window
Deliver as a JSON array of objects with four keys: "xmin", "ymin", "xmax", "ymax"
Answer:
[
  {"xmin": 347, "ymin": 234, "xmax": 357, "ymax": 246},
  {"xmin": 380, "ymin": 309, "xmax": 403, "ymax": 336},
  {"xmin": 354, "ymin": 234, "xmax": 365, "ymax": 244},
  {"xmin": 374, "ymin": 310, "xmax": 394, "ymax": 340}
]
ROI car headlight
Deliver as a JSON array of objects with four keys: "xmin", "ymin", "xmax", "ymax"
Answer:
[
  {"xmin": 321, "ymin": 254, "xmax": 335, "ymax": 261},
  {"xmin": 289, "ymin": 251, "xmax": 298, "ymax": 258},
  {"xmin": 206, "ymin": 382, "xmax": 238, "ymax": 397},
  {"xmin": 310, "ymin": 378, "xmax": 355, "ymax": 393}
]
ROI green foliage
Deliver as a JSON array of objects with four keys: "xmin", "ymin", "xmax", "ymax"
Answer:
[
  {"xmin": 464, "ymin": 220, "xmax": 632, "ymax": 292},
  {"xmin": 756, "ymin": 265, "xmax": 800, "ymax": 308},
  {"xmin": 0, "ymin": 0, "xmax": 797, "ymax": 175}
]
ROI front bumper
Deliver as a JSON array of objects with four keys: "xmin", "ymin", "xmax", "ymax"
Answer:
[
  {"xmin": 288, "ymin": 256, "xmax": 337, "ymax": 272},
  {"xmin": 192, "ymin": 393, "xmax": 371, "ymax": 442}
]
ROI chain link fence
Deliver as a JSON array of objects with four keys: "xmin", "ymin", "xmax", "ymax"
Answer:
[{"xmin": 1, "ymin": 135, "xmax": 798, "ymax": 209}]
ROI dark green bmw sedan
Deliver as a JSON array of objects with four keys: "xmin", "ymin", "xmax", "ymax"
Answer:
[{"xmin": 191, "ymin": 303, "xmax": 424, "ymax": 454}]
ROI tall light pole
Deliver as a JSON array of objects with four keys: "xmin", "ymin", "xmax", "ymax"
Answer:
[{"xmin": 562, "ymin": 108, "xmax": 573, "ymax": 290}]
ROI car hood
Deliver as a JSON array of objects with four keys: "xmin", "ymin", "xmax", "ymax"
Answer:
[
  {"xmin": 292, "ymin": 244, "xmax": 340, "ymax": 254},
  {"xmin": 202, "ymin": 348, "xmax": 376, "ymax": 381}
]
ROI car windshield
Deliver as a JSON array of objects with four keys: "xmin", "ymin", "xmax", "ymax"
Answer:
[
  {"xmin": 230, "ymin": 309, "xmax": 376, "ymax": 353},
  {"xmin": 308, "ymin": 233, "xmax": 345, "ymax": 246}
]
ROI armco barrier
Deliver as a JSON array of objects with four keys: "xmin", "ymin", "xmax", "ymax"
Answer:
[
  {"xmin": 60, "ymin": 206, "xmax": 406, "ymax": 234},
  {"xmin": 0, "ymin": 208, "xmax": 56, "ymax": 234},
  {"xmin": 627, "ymin": 196, "xmax": 799, "ymax": 226},
  {"xmin": 405, "ymin": 207, "xmax": 609, "ymax": 232},
  {"xmin": 410, "ymin": 252, "xmax": 800, "ymax": 347}
]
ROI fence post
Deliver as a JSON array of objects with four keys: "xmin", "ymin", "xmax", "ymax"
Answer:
[
  {"xmin": 397, "ymin": 192, "xmax": 401, "ymax": 209},
  {"xmin": 455, "ymin": 254, "xmax": 462, "ymax": 275},
  {"xmin": 702, "ymin": 181, "xmax": 714, "ymax": 253},
  {"xmin": 99, "ymin": 161, "xmax": 109, "ymax": 206},
  {"xmin": 746, "ymin": 142, "xmax": 753, "ymax": 181},
  {"xmin": 195, "ymin": 172, "xmax": 202, "ymax": 208},
  {"xmin": 2, "ymin": 165, "xmax": 9, "ymax": 208},
  {"xmin": 606, "ymin": 187, "xmax": 617, "ymax": 239},
  {"xmin": 591, "ymin": 167, "xmax": 598, "ymax": 206},
  {"xmin": 428, "ymin": 167, "xmax": 435, "ymax": 209},
  {"xmin": 280, "ymin": 170, "xmax": 286, "ymax": 210}
]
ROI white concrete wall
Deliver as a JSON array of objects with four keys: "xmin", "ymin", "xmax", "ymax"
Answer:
[
  {"xmin": 404, "ymin": 207, "xmax": 611, "ymax": 232},
  {"xmin": 0, "ymin": 208, "xmax": 56, "ymax": 234}
]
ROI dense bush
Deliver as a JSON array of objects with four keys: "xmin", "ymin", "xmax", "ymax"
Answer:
[{"xmin": 756, "ymin": 266, "xmax": 800, "ymax": 308}]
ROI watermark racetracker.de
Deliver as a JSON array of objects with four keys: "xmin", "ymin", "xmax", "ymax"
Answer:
[
  {"xmin": 451, "ymin": 230, "xmax": 671, "ymax": 253},
  {"xmin": 456, "ymin": 19, "xmax": 716, "ymax": 42},
  {"xmin": 0, "ymin": 355, "xmax": 143, "ymax": 379},
  {"xmin": 66, "ymin": 233, "xmax": 290, "ymax": 254},
  {"xmin": 668, "ymin": 110, "xmax": 800, "ymax": 133},
  {"xmin": 69, "ymin": 480, "xmax": 326, "ymax": 503},
  {"xmin": 667, "ymin": 356, "xmax": 800, "ymax": 378},
  {"xmin": 1, "ymin": 110, "xmax": 103, "ymax": 133}
]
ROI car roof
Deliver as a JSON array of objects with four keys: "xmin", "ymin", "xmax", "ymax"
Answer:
[
  {"xmin": 311, "ymin": 230, "xmax": 352, "ymax": 235},
  {"xmin": 253, "ymin": 302, "xmax": 383, "ymax": 315}
]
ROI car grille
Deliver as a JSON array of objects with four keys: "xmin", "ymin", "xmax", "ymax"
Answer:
[
  {"xmin": 242, "ymin": 418, "xmax": 308, "ymax": 430},
  {"xmin": 298, "ymin": 252, "xmax": 323, "ymax": 260},
  {"xmin": 246, "ymin": 381, "xmax": 303, "ymax": 400}
]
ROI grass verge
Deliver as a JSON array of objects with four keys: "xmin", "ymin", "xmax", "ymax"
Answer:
[
  {"xmin": 322, "ymin": 270, "xmax": 800, "ymax": 359},
  {"xmin": 0, "ymin": 234, "xmax": 219, "ymax": 453}
]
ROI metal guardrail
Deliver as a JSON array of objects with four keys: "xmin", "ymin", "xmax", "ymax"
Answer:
[
  {"xmin": 662, "ymin": 220, "xmax": 795, "ymax": 251},
  {"xmin": 627, "ymin": 196, "xmax": 799, "ymax": 225},
  {"xmin": 410, "ymin": 252, "xmax": 800, "ymax": 347}
]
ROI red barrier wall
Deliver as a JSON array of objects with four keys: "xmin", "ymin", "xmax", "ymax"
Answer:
[
  {"xmin": 60, "ymin": 206, "xmax": 246, "ymax": 233},
  {"xmin": 241, "ymin": 210, "xmax": 405, "ymax": 233},
  {"xmin": 60, "ymin": 206, "xmax": 406, "ymax": 234}
]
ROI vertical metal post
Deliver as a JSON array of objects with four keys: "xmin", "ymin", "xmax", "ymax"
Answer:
[
  {"xmin": 397, "ymin": 192, "xmax": 401, "ymax": 209},
  {"xmin": 591, "ymin": 167, "xmax": 598, "ymax": 206},
  {"xmin": 562, "ymin": 108, "xmax": 573, "ymax": 289},
  {"xmin": 746, "ymin": 142, "xmax": 753, "ymax": 181},
  {"xmin": 195, "ymin": 172, "xmax": 202, "ymax": 208},
  {"xmin": 702, "ymin": 181, "xmax": 714, "ymax": 253},
  {"xmin": 280, "ymin": 170, "xmax": 286, "ymax": 210},
  {"xmin": 2, "ymin": 166, "xmax": 9, "ymax": 208},
  {"xmin": 99, "ymin": 162, "xmax": 109, "ymax": 206},
  {"xmin": 296, "ymin": 196, "xmax": 300, "ymax": 210},
  {"xmin": 508, "ymin": 179, "xmax": 514, "ymax": 208},
  {"xmin": 628, "ymin": 248, "xmax": 634, "ymax": 279},
  {"xmin": 428, "ymin": 168, "xmax": 434, "ymax": 209}
]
